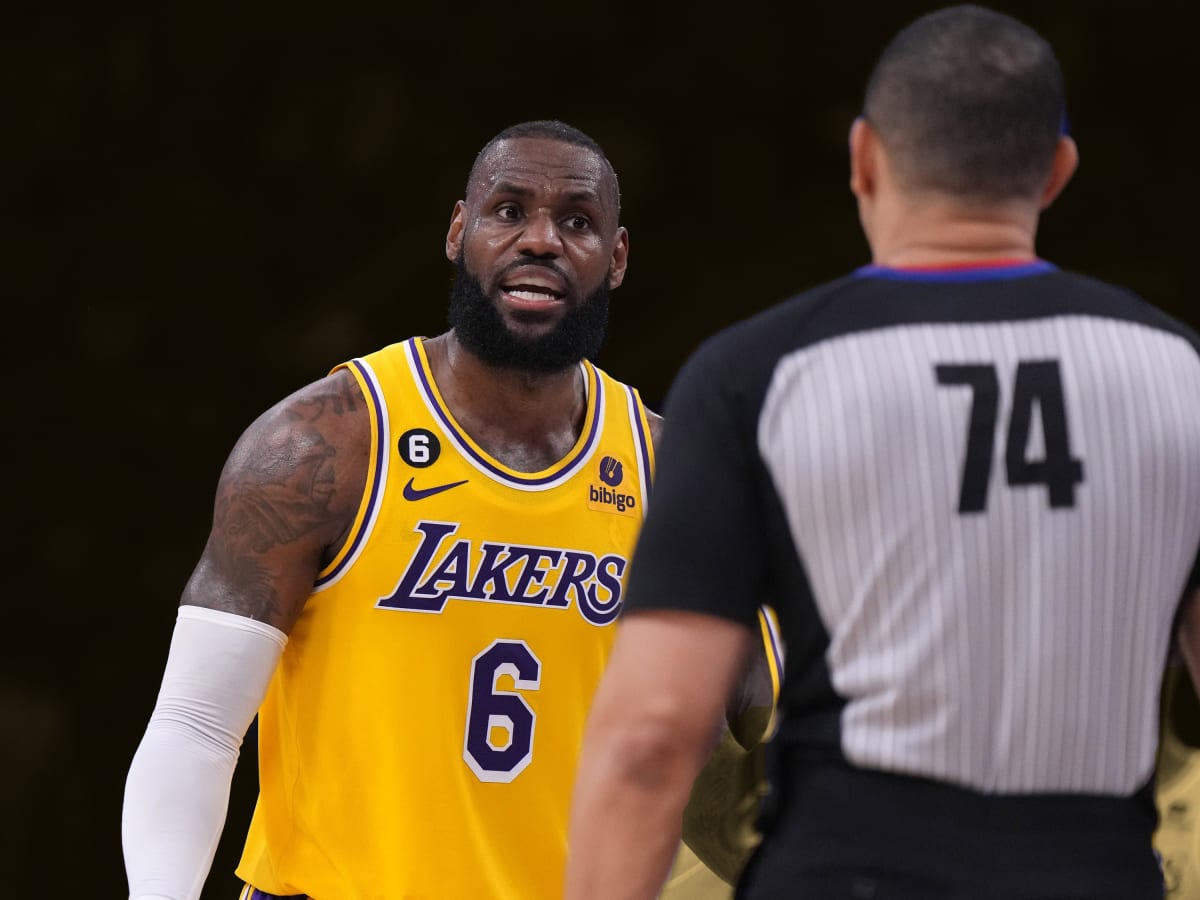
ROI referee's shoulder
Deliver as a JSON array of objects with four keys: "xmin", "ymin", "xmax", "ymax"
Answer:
[
  {"xmin": 1053, "ymin": 266, "xmax": 1200, "ymax": 350},
  {"xmin": 688, "ymin": 274, "xmax": 861, "ymax": 371}
]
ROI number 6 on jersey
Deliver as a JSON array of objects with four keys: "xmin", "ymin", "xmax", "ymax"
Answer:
[{"xmin": 463, "ymin": 640, "xmax": 542, "ymax": 783}]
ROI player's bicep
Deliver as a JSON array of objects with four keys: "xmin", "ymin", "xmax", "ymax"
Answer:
[{"xmin": 180, "ymin": 369, "xmax": 369, "ymax": 632}]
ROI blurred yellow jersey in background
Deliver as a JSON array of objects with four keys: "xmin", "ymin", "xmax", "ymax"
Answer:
[
  {"xmin": 661, "ymin": 606, "xmax": 784, "ymax": 899},
  {"xmin": 1156, "ymin": 665, "xmax": 1200, "ymax": 898}
]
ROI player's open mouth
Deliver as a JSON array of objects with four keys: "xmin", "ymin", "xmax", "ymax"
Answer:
[
  {"xmin": 498, "ymin": 263, "xmax": 569, "ymax": 311},
  {"xmin": 501, "ymin": 264, "xmax": 565, "ymax": 293},
  {"xmin": 502, "ymin": 284, "xmax": 566, "ymax": 303},
  {"xmin": 500, "ymin": 267, "xmax": 567, "ymax": 309}
]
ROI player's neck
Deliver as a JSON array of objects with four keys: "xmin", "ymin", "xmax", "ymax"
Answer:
[
  {"xmin": 868, "ymin": 193, "xmax": 1040, "ymax": 268},
  {"xmin": 424, "ymin": 332, "xmax": 588, "ymax": 471}
]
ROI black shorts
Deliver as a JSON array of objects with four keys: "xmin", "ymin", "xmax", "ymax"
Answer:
[{"xmin": 736, "ymin": 758, "xmax": 1163, "ymax": 900}]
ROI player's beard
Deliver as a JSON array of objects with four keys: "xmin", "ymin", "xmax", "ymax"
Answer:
[{"xmin": 447, "ymin": 254, "xmax": 609, "ymax": 373}]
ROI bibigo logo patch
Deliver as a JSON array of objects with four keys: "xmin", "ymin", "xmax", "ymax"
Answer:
[{"xmin": 588, "ymin": 455, "xmax": 637, "ymax": 517}]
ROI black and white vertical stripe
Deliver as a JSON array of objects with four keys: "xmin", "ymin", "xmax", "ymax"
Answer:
[{"xmin": 758, "ymin": 314, "xmax": 1200, "ymax": 794}]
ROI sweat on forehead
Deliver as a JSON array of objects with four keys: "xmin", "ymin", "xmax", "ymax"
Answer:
[{"xmin": 465, "ymin": 137, "xmax": 621, "ymax": 215}]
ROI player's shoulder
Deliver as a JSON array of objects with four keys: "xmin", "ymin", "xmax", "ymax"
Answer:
[
  {"xmin": 353, "ymin": 337, "xmax": 419, "ymax": 367},
  {"xmin": 200, "ymin": 363, "xmax": 374, "ymax": 591},
  {"xmin": 230, "ymin": 367, "xmax": 370, "ymax": 469},
  {"xmin": 645, "ymin": 407, "xmax": 665, "ymax": 449}
]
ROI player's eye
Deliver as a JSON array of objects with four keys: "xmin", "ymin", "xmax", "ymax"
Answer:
[
  {"xmin": 496, "ymin": 204, "xmax": 522, "ymax": 220},
  {"xmin": 564, "ymin": 214, "xmax": 592, "ymax": 231}
]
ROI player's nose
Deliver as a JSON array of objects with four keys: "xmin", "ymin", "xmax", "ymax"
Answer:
[{"xmin": 515, "ymin": 211, "xmax": 563, "ymax": 257}]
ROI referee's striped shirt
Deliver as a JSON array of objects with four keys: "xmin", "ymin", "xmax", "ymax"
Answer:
[{"xmin": 624, "ymin": 259, "xmax": 1200, "ymax": 894}]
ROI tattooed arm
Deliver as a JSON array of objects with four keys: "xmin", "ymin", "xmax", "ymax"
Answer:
[
  {"xmin": 122, "ymin": 369, "xmax": 369, "ymax": 900},
  {"xmin": 181, "ymin": 367, "xmax": 369, "ymax": 629}
]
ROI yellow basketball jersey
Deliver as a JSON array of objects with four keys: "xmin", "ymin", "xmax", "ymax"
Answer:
[{"xmin": 237, "ymin": 338, "xmax": 655, "ymax": 900}]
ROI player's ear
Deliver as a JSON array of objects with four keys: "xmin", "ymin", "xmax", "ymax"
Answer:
[
  {"xmin": 446, "ymin": 200, "xmax": 466, "ymax": 262},
  {"xmin": 607, "ymin": 226, "xmax": 630, "ymax": 289},
  {"xmin": 1039, "ymin": 135, "xmax": 1079, "ymax": 210}
]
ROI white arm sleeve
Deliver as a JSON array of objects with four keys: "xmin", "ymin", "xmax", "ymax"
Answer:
[{"xmin": 122, "ymin": 605, "xmax": 287, "ymax": 900}]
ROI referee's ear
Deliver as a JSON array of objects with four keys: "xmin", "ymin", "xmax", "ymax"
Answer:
[
  {"xmin": 1039, "ymin": 135, "xmax": 1079, "ymax": 211},
  {"xmin": 848, "ymin": 116, "xmax": 878, "ymax": 202}
]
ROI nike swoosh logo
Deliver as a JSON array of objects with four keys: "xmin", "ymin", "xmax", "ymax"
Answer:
[{"xmin": 403, "ymin": 477, "xmax": 469, "ymax": 501}]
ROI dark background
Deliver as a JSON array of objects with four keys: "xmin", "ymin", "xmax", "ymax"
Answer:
[{"xmin": 4, "ymin": 2, "xmax": 1193, "ymax": 896}]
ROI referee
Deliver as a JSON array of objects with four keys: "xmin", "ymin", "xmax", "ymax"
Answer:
[{"xmin": 565, "ymin": 5, "xmax": 1200, "ymax": 899}]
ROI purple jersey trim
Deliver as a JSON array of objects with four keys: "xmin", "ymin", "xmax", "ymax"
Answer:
[
  {"xmin": 854, "ymin": 259, "xmax": 1057, "ymax": 283},
  {"xmin": 314, "ymin": 358, "xmax": 386, "ymax": 588},
  {"xmin": 626, "ymin": 385, "xmax": 654, "ymax": 500},
  {"xmin": 760, "ymin": 606, "xmax": 786, "ymax": 681},
  {"xmin": 406, "ymin": 338, "xmax": 604, "ymax": 487},
  {"xmin": 247, "ymin": 889, "xmax": 306, "ymax": 900}
]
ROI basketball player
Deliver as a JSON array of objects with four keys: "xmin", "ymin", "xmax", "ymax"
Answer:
[
  {"xmin": 565, "ymin": 7, "xmax": 1200, "ymax": 899},
  {"xmin": 121, "ymin": 120, "xmax": 776, "ymax": 900}
]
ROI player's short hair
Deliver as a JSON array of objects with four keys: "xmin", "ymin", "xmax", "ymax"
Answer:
[
  {"xmin": 467, "ymin": 120, "xmax": 621, "ymax": 215},
  {"xmin": 863, "ymin": 4, "xmax": 1066, "ymax": 202}
]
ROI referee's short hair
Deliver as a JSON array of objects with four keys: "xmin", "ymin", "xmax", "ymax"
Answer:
[{"xmin": 862, "ymin": 4, "xmax": 1067, "ymax": 202}]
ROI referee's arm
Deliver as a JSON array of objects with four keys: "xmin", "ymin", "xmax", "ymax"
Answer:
[
  {"xmin": 565, "ymin": 608, "xmax": 755, "ymax": 900},
  {"xmin": 565, "ymin": 334, "xmax": 771, "ymax": 899}
]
